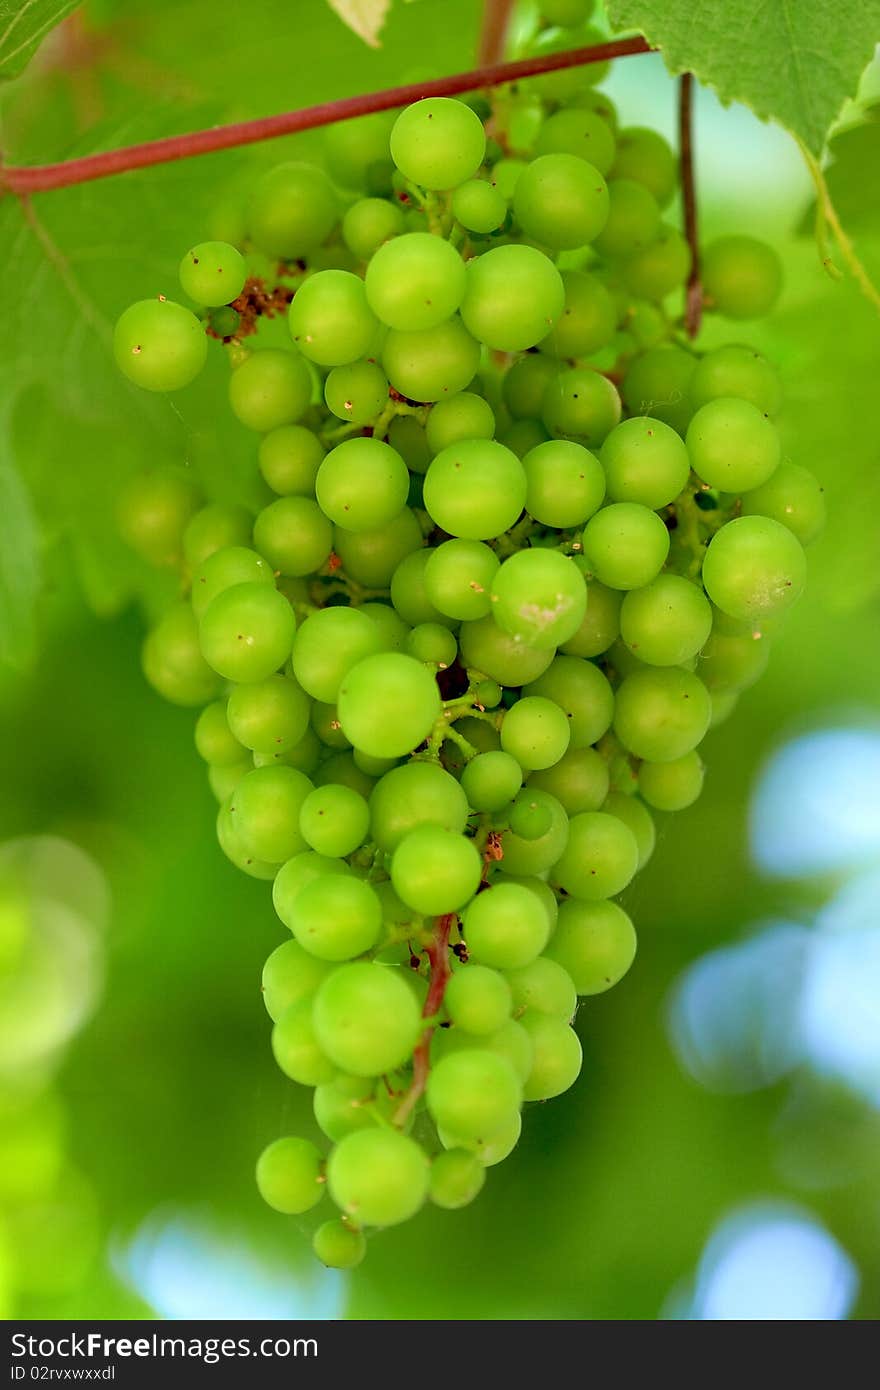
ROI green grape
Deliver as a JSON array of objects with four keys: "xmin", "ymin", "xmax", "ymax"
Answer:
[
  {"xmin": 117, "ymin": 466, "xmax": 202, "ymax": 568},
  {"xmin": 191, "ymin": 545, "xmax": 272, "ymax": 619},
  {"xmin": 501, "ymin": 875, "xmax": 558, "ymax": 935},
  {"xmin": 639, "ymin": 750, "xmax": 704, "ymax": 811},
  {"xmin": 602, "ymin": 790, "xmax": 654, "ymax": 868},
  {"xmin": 183, "ymin": 503, "xmax": 252, "ymax": 573},
  {"xmin": 490, "ymin": 549, "xmax": 586, "ymax": 651},
  {"xmin": 567, "ymin": 87, "xmax": 618, "ymax": 127},
  {"xmin": 217, "ymin": 796, "xmax": 278, "ymax": 878},
  {"xmin": 534, "ymin": 107, "xmax": 615, "ymax": 176},
  {"xmin": 324, "ymin": 111, "xmax": 395, "ymax": 191},
  {"xmin": 343, "ymin": 196, "xmax": 405, "ymax": 260},
  {"xmin": 298, "ymin": 784, "xmax": 370, "ymax": 857},
  {"xmin": 227, "ymin": 673, "xmax": 310, "ymax": 754},
  {"xmin": 114, "ymin": 298, "xmax": 207, "ymax": 392},
  {"xmin": 276, "ymin": 726, "xmax": 324, "ymax": 774},
  {"xmin": 741, "ymin": 462, "xmax": 826, "ymax": 546},
  {"xmin": 406, "ymin": 623, "xmax": 458, "ymax": 667},
  {"xmin": 255, "ymin": 1136, "xmax": 324, "ymax": 1215},
  {"xmin": 525, "ymin": 25, "xmax": 609, "ymax": 98},
  {"xmin": 142, "ymin": 603, "xmax": 220, "ymax": 706},
  {"xmin": 593, "ymin": 178, "xmax": 661, "ymax": 259},
  {"xmin": 288, "ymin": 270, "xmax": 379, "ymax": 368},
  {"xmin": 686, "ymin": 397, "xmax": 781, "ymax": 492},
  {"xmin": 272, "ymin": 851, "xmax": 352, "ymax": 928},
  {"xmin": 475, "ymin": 678, "xmax": 502, "ymax": 708},
  {"xmin": 610, "ymin": 127, "xmax": 676, "ymax": 206},
  {"xmin": 600, "ymin": 416, "xmax": 690, "ymax": 509},
  {"xmin": 209, "ymin": 305, "xmax": 240, "ymax": 338},
  {"xmin": 528, "ymin": 744, "xmax": 610, "ymax": 814},
  {"xmin": 550, "ymin": 810, "xmax": 638, "ymax": 900},
  {"xmin": 228, "ymin": 349, "xmax": 312, "ymax": 433},
  {"xmin": 508, "ymin": 792, "xmax": 553, "ymax": 839},
  {"xmin": 258, "ymin": 425, "xmax": 325, "ymax": 497},
  {"xmin": 689, "ymin": 344, "xmax": 782, "ymax": 416},
  {"xmin": 313, "ymin": 961, "xmax": 422, "ymax": 1077},
  {"xmin": 312, "ymin": 1219, "xmax": 367, "ymax": 1269},
  {"xmin": 439, "ymin": 1110, "xmax": 522, "ymax": 1166},
  {"xmin": 523, "ymin": 438, "xmax": 606, "ymax": 532},
  {"xmin": 369, "ymin": 760, "xmax": 468, "ymax": 853},
  {"xmin": 324, "ymin": 360, "xmax": 388, "ymax": 426},
  {"xmin": 328, "ymin": 1127, "xmax": 428, "ymax": 1226},
  {"xmin": 316, "ymin": 436, "xmax": 408, "ymax": 532},
  {"xmin": 390, "ymin": 98, "xmax": 486, "ymax": 190},
  {"xmin": 541, "ymin": 367, "xmax": 622, "ymax": 447},
  {"xmin": 426, "ymin": 392, "xmax": 495, "ymax": 454},
  {"xmin": 252, "ymin": 496, "xmax": 333, "ymax": 577},
  {"xmin": 199, "ymin": 583, "xmax": 295, "ymax": 683},
  {"xmin": 179, "ymin": 240, "xmax": 246, "ymax": 307},
  {"xmin": 429, "ymin": 1150, "xmax": 486, "ymax": 1209},
  {"xmin": 561, "ymin": 580, "xmax": 622, "ymax": 658},
  {"xmin": 539, "ymin": 0, "xmax": 595, "ymax": 27},
  {"xmin": 701, "ymin": 515, "xmax": 806, "ymax": 622},
  {"xmin": 620, "ymin": 575, "xmax": 713, "ymax": 666},
  {"xmin": 423, "ymin": 538, "xmax": 499, "ymax": 621},
  {"xmin": 546, "ymin": 897, "xmax": 636, "ymax": 994},
  {"xmin": 208, "ymin": 758, "xmax": 252, "ymax": 802},
  {"xmin": 513, "ymin": 153, "xmax": 608, "ymax": 251},
  {"xmin": 505, "ymin": 957, "xmax": 577, "ymax": 1022},
  {"xmin": 232, "ymin": 765, "xmax": 313, "ymax": 863},
  {"xmin": 262, "ymin": 938, "xmax": 332, "ymax": 1022},
  {"xmin": 613, "ymin": 666, "xmax": 711, "ymax": 761},
  {"xmin": 621, "ymin": 224, "xmax": 691, "ymax": 301},
  {"xmin": 502, "ymin": 354, "xmax": 558, "ymax": 420},
  {"xmin": 500, "ymin": 696, "xmax": 571, "ymax": 771},
  {"xmin": 337, "ymin": 652, "xmax": 440, "ymax": 758},
  {"xmin": 622, "ymin": 344, "xmax": 696, "ymax": 435},
  {"xmin": 311, "ymin": 700, "xmax": 351, "ymax": 750},
  {"xmin": 463, "ymin": 881, "xmax": 551, "ymax": 968},
  {"xmin": 271, "ymin": 998, "xmax": 336, "ymax": 1085},
  {"xmin": 288, "ymin": 875, "xmax": 382, "ymax": 961},
  {"xmin": 445, "ymin": 965, "xmax": 512, "ymax": 1035},
  {"xmin": 247, "ymin": 162, "xmax": 338, "ymax": 259},
  {"xmin": 500, "ymin": 788, "xmax": 570, "ymax": 876},
  {"xmin": 390, "ymin": 549, "xmax": 454, "ymax": 627},
  {"xmin": 360, "ymin": 602, "xmax": 411, "ymax": 652},
  {"xmin": 581, "ymin": 502, "xmax": 670, "ymax": 590},
  {"xmin": 458, "ymin": 615, "xmax": 555, "ymax": 686},
  {"xmin": 622, "ymin": 298, "xmax": 669, "ymax": 351},
  {"xmin": 520, "ymin": 1014, "xmax": 582, "ymax": 1100},
  {"xmin": 461, "ymin": 751, "xmax": 523, "ymax": 813},
  {"xmin": 451, "ymin": 179, "xmax": 507, "ymax": 233},
  {"xmin": 353, "ymin": 749, "xmax": 400, "ymax": 779},
  {"xmin": 195, "ymin": 700, "xmax": 244, "ymax": 766},
  {"xmin": 382, "ymin": 317, "xmax": 480, "ymax": 402},
  {"xmin": 391, "ymin": 826, "xmax": 482, "ymax": 915},
  {"xmin": 538, "ymin": 270, "xmax": 617, "ymax": 360},
  {"xmin": 292, "ymin": 607, "xmax": 385, "ymax": 703},
  {"xmin": 387, "ymin": 415, "xmax": 432, "ymax": 474},
  {"xmin": 696, "ymin": 628, "xmax": 770, "ymax": 692},
  {"xmin": 366, "ymin": 232, "xmax": 466, "ymax": 331},
  {"xmin": 460, "ymin": 244, "xmax": 565, "ymax": 353},
  {"xmin": 427, "ymin": 1050, "xmax": 521, "ymax": 1141},
  {"xmin": 489, "ymin": 158, "xmax": 526, "ymax": 200},
  {"xmin": 702, "ymin": 235, "xmax": 783, "ymax": 319},
  {"xmin": 315, "ymin": 1074, "xmax": 388, "ymax": 1142},
  {"xmin": 499, "ymin": 419, "xmax": 551, "ymax": 458},
  {"xmin": 335, "ymin": 508, "xmax": 424, "ymax": 588},
  {"xmin": 423, "ymin": 439, "xmax": 526, "ymax": 540}
]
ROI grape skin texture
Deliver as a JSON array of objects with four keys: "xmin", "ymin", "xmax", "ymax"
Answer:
[{"xmin": 114, "ymin": 86, "xmax": 809, "ymax": 1267}]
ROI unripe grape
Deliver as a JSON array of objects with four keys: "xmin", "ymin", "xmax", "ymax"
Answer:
[
  {"xmin": 142, "ymin": 603, "xmax": 220, "ymax": 706},
  {"xmin": 426, "ymin": 1050, "xmax": 521, "ymax": 1141},
  {"xmin": 369, "ymin": 761, "xmax": 469, "ymax": 852},
  {"xmin": 316, "ymin": 436, "xmax": 408, "ymax": 532},
  {"xmin": 183, "ymin": 502, "xmax": 252, "ymax": 571},
  {"xmin": 247, "ymin": 162, "xmax": 338, "ymax": 259},
  {"xmin": 288, "ymin": 270, "xmax": 379, "ymax": 367},
  {"xmin": 445, "ymin": 966, "xmax": 513, "ymax": 1036},
  {"xmin": 581, "ymin": 502, "xmax": 670, "ymax": 590},
  {"xmin": 689, "ymin": 344, "xmax": 781, "ymax": 416},
  {"xmin": 423, "ymin": 538, "xmax": 499, "ymax": 621},
  {"xmin": 550, "ymin": 810, "xmax": 639, "ymax": 900},
  {"xmin": 338, "ymin": 652, "xmax": 441, "ymax": 758},
  {"xmin": 342, "ymin": 196, "xmax": 405, "ymax": 260},
  {"xmin": 701, "ymin": 515, "xmax": 806, "ymax": 622},
  {"xmin": 639, "ymin": 750, "xmax": 705, "ymax": 811},
  {"xmin": 117, "ymin": 467, "xmax": 202, "ymax": 568},
  {"xmin": 613, "ymin": 667, "xmax": 711, "ymax": 762},
  {"xmin": 228, "ymin": 349, "xmax": 312, "ymax": 432},
  {"xmin": 199, "ymin": 583, "xmax": 296, "ymax": 683},
  {"xmin": 426, "ymin": 393, "xmax": 495, "ymax": 454},
  {"xmin": 179, "ymin": 241, "xmax": 246, "ymax": 307},
  {"xmin": 461, "ymin": 751, "xmax": 523, "ymax": 814},
  {"xmin": 312, "ymin": 1219, "xmax": 366, "ymax": 1269},
  {"xmin": 451, "ymin": 179, "xmax": 507, "ymax": 233},
  {"xmin": 534, "ymin": 107, "xmax": 615, "ymax": 176},
  {"xmin": 463, "ymin": 882, "xmax": 550, "ymax": 968},
  {"xmin": 324, "ymin": 359, "xmax": 388, "ymax": 426},
  {"xmin": 271, "ymin": 998, "xmax": 336, "ymax": 1085},
  {"xmin": 391, "ymin": 825, "xmax": 482, "ymax": 916},
  {"xmin": 114, "ymin": 298, "xmax": 207, "ymax": 393},
  {"xmin": 258, "ymin": 425, "xmax": 325, "ymax": 497},
  {"xmin": 256, "ymin": 1137, "xmax": 324, "ymax": 1215},
  {"xmin": 232, "ymin": 765, "xmax": 313, "ymax": 863},
  {"xmin": 382, "ymin": 317, "xmax": 481, "ymax": 402},
  {"xmin": 253, "ymin": 496, "xmax": 333, "ymax": 576},
  {"xmin": 541, "ymin": 367, "xmax": 622, "ymax": 447},
  {"xmin": 686, "ymin": 397, "xmax": 781, "ymax": 492},
  {"xmin": 424, "ymin": 439, "xmax": 527, "ymax": 540},
  {"xmin": 292, "ymin": 607, "xmax": 385, "ymax": 704},
  {"xmin": 501, "ymin": 695, "xmax": 572, "ymax": 771},
  {"xmin": 335, "ymin": 509, "xmax": 424, "ymax": 588},
  {"xmin": 505, "ymin": 957, "xmax": 577, "ymax": 1022},
  {"xmin": 299, "ymin": 784, "xmax": 370, "ymax": 858},
  {"xmin": 528, "ymin": 745, "xmax": 610, "ymax": 815},
  {"xmin": 313, "ymin": 962, "xmax": 422, "ymax": 1076},
  {"xmin": 546, "ymin": 898, "xmax": 637, "ymax": 994},
  {"xmin": 429, "ymin": 1150, "xmax": 486, "ymax": 1209},
  {"xmin": 366, "ymin": 232, "xmax": 466, "ymax": 331},
  {"xmin": 611, "ymin": 127, "xmax": 677, "ymax": 206},
  {"xmin": 390, "ymin": 98, "xmax": 486, "ymax": 190},
  {"xmin": 600, "ymin": 416, "xmax": 690, "ymax": 510},
  {"xmin": 491, "ymin": 549, "xmax": 587, "ymax": 650},
  {"xmin": 593, "ymin": 178, "xmax": 661, "ymax": 259},
  {"xmin": 702, "ymin": 235, "xmax": 783, "ymax": 319},
  {"xmin": 538, "ymin": 270, "xmax": 617, "ymax": 360},
  {"xmin": 328, "ymin": 1128, "xmax": 429, "ymax": 1227},
  {"xmin": 460, "ymin": 244, "xmax": 565, "ymax": 352},
  {"xmin": 227, "ymin": 673, "xmax": 310, "ymax": 754},
  {"xmin": 741, "ymin": 462, "xmax": 826, "ymax": 546},
  {"xmin": 521, "ymin": 1015, "xmax": 583, "ymax": 1100},
  {"xmin": 514, "ymin": 153, "xmax": 609, "ymax": 251},
  {"xmin": 262, "ymin": 939, "xmax": 332, "ymax": 1022}
]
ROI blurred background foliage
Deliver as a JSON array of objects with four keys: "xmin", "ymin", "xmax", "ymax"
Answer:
[{"xmin": 0, "ymin": 0, "xmax": 879, "ymax": 1321}]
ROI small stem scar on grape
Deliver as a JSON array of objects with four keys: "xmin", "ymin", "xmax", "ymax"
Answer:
[
  {"xmin": 393, "ymin": 913, "xmax": 455, "ymax": 1127},
  {"xmin": 0, "ymin": 37, "xmax": 653, "ymax": 195}
]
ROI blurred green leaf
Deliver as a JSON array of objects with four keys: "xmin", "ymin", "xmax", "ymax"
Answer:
[
  {"xmin": 608, "ymin": 0, "xmax": 880, "ymax": 153},
  {"xmin": 798, "ymin": 103, "xmax": 880, "ymax": 236},
  {"xmin": 0, "ymin": 0, "xmax": 81, "ymax": 78},
  {"xmin": 0, "ymin": 447, "xmax": 39, "ymax": 672},
  {"xmin": 326, "ymin": 0, "xmax": 391, "ymax": 48}
]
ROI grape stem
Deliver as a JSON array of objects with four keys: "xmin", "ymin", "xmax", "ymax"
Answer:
[
  {"xmin": 0, "ymin": 37, "xmax": 653, "ymax": 196},
  {"xmin": 393, "ymin": 913, "xmax": 455, "ymax": 1127},
  {"xmin": 478, "ymin": 0, "xmax": 516, "ymax": 66},
  {"xmin": 678, "ymin": 72, "xmax": 703, "ymax": 339}
]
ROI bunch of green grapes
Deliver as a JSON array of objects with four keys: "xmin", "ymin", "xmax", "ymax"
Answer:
[{"xmin": 113, "ymin": 31, "xmax": 822, "ymax": 1269}]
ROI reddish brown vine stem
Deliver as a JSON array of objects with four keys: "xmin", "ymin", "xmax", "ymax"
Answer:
[
  {"xmin": 478, "ymin": 0, "xmax": 516, "ymax": 65},
  {"xmin": 393, "ymin": 913, "xmax": 455, "ymax": 1127},
  {"xmin": 679, "ymin": 71, "xmax": 703, "ymax": 338},
  {"xmin": 0, "ymin": 36, "xmax": 653, "ymax": 196}
]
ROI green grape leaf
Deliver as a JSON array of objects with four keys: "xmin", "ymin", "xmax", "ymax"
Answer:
[
  {"xmin": 0, "ymin": 0, "xmax": 82, "ymax": 78},
  {"xmin": 0, "ymin": 444, "xmax": 39, "ymax": 672},
  {"xmin": 607, "ymin": 0, "xmax": 880, "ymax": 153},
  {"xmin": 799, "ymin": 103, "xmax": 880, "ymax": 235},
  {"xmin": 326, "ymin": 0, "xmax": 392, "ymax": 47}
]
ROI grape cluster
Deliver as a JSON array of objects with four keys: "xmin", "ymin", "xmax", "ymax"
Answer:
[{"xmin": 114, "ymin": 22, "xmax": 822, "ymax": 1268}]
